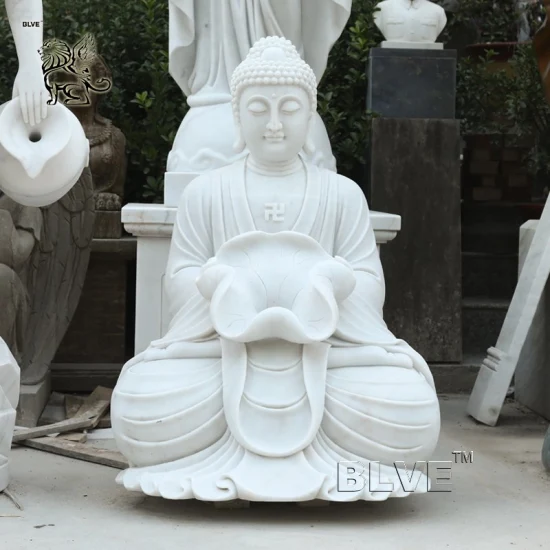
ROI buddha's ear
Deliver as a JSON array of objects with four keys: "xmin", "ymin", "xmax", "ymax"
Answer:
[
  {"xmin": 303, "ymin": 116, "xmax": 316, "ymax": 156},
  {"xmin": 303, "ymin": 136, "xmax": 316, "ymax": 156},
  {"xmin": 233, "ymin": 125, "xmax": 246, "ymax": 153}
]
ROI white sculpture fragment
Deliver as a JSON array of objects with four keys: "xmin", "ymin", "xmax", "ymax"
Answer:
[
  {"xmin": 0, "ymin": 341, "xmax": 18, "ymax": 493},
  {"xmin": 112, "ymin": 37, "xmax": 440, "ymax": 503},
  {"xmin": 0, "ymin": 98, "xmax": 89, "ymax": 207},
  {"xmin": 166, "ymin": 0, "xmax": 352, "ymax": 180},
  {"xmin": 374, "ymin": 0, "xmax": 447, "ymax": 50},
  {"xmin": 0, "ymin": 0, "xmax": 89, "ymax": 207}
]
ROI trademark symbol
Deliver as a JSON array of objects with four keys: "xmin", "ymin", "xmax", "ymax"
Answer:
[{"xmin": 452, "ymin": 451, "xmax": 474, "ymax": 464}]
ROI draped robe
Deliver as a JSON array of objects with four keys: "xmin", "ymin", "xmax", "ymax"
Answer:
[
  {"xmin": 112, "ymin": 160, "xmax": 440, "ymax": 501},
  {"xmin": 167, "ymin": 0, "xmax": 352, "ymax": 172}
]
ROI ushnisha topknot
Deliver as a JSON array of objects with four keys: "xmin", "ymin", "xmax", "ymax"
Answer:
[{"xmin": 230, "ymin": 36, "xmax": 318, "ymax": 122}]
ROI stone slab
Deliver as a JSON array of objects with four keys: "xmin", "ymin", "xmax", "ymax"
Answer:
[
  {"xmin": 367, "ymin": 47, "xmax": 457, "ymax": 119},
  {"xmin": 370, "ymin": 118, "xmax": 462, "ymax": 363},
  {"xmin": 514, "ymin": 220, "xmax": 550, "ymax": 421},
  {"xmin": 16, "ymin": 374, "xmax": 51, "ymax": 428},
  {"xmin": 54, "ymin": 251, "xmax": 130, "ymax": 366},
  {"xmin": 467, "ymin": 197, "xmax": 550, "ymax": 425},
  {"xmin": 381, "ymin": 41, "xmax": 443, "ymax": 50}
]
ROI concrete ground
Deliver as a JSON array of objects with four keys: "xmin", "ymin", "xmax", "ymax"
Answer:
[{"xmin": 1, "ymin": 395, "xmax": 549, "ymax": 550}]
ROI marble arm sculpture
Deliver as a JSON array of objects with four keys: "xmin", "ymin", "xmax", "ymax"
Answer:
[{"xmin": 5, "ymin": 0, "xmax": 48, "ymax": 126}]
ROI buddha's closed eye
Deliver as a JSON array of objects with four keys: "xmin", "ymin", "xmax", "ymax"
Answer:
[
  {"xmin": 281, "ymin": 100, "xmax": 301, "ymax": 114},
  {"xmin": 248, "ymin": 100, "xmax": 268, "ymax": 114}
]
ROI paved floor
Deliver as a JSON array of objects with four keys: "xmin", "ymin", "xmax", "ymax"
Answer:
[{"xmin": 1, "ymin": 396, "xmax": 549, "ymax": 550}]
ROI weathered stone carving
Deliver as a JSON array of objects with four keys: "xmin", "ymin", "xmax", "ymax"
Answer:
[
  {"xmin": 43, "ymin": 34, "xmax": 126, "ymax": 237},
  {"xmin": 0, "ymin": 195, "xmax": 42, "ymax": 364},
  {"xmin": 19, "ymin": 167, "xmax": 95, "ymax": 387}
]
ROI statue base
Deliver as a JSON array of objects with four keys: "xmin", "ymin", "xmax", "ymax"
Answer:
[
  {"xmin": 370, "ymin": 118, "xmax": 462, "ymax": 363},
  {"xmin": 116, "ymin": 441, "xmax": 433, "ymax": 502},
  {"xmin": 16, "ymin": 374, "xmax": 51, "ymax": 428},
  {"xmin": 381, "ymin": 41, "xmax": 443, "ymax": 50},
  {"xmin": 368, "ymin": 47, "xmax": 457, "ymax": 119}
]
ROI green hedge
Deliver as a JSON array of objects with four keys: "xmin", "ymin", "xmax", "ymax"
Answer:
[
  {"xmin": 1, "ymin": 0, "xmax": 544, "ymax": 202},
  {"xmin": 0, "ymin": 0, "xmax": 384, "ymax": 203}
]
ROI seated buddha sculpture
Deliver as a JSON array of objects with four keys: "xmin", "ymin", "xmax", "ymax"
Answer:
[{"xmin": 111, "ymin": 37, "xmax": 440, "ymax": 502}]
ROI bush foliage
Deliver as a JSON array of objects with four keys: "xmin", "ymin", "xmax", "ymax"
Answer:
[
  {"xmin": 0, "ymin": 0, "xmax": 548, "ymax": 201},
  {"xmin": 0, "ymin": 0, "xmax": 384, "ymax": 202}
]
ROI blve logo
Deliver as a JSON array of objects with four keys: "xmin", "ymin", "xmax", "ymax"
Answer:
[
  {"xmin": 337, "ymin": 452, "xmax": 474, "ymax": 494},
  {"xmin": 22, "ymin": 21, "xmax": 41, "ymax": 27}
]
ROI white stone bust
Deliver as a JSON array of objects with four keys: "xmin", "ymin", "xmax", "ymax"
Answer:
[{"xmin": 374, "ymin": 0, "xmax": 447, "ymax": 49}]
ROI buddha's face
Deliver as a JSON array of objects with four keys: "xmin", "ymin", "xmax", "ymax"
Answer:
[{"xmin": 238, "ymin": 84, "xmax": 311, "ymax": 164}]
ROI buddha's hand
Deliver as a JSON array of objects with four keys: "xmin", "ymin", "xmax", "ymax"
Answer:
[
  {"xmin": 196, "ymin": 258, "xmax": 235, "ymax": 301},
  {"xmin": 12, "ymin": 62, "xmax": 48, "ymax": 127},
  {"xmin": 309, "ymin": 256, "xmax": 356, "ymax": 303}
]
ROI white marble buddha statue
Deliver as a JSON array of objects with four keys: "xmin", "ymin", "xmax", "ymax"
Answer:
[
  {"xmin": 111, "ymin": 37, "xmax": 440, "ymax": 502},
  {"xmin": 374, "ymin": 0, "xmax": 447, "ymax": 49}
]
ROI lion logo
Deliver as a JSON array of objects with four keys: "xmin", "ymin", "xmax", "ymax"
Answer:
[{"xmin": 39, "ymin": 33, "xmax": 112, "ymax": 106}]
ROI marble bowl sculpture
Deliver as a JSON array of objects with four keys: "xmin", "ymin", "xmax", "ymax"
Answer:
[
  {"xmin": 197, "ymin": 231, "xmax": 357, "ymax": 344},
  {"xmin": 0, "ymin": 98, "xmax": 89, "ymax": 207}
]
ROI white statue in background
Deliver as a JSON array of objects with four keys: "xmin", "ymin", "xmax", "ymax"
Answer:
[
  {"xmin": 167, "ymin": 0, "xmax": 352, "ymax": 176},
  {"xmin": 1, "ymin": 0, "xmax": 48, "ymax": 493},
  {"xmin": 112, "ymin": 37, "xmax": 440, "ymax": 503},
  {"xmin": 0, "ymin": 0, "xmax": 90, "ymax": 490},
  {"xmin": 374, "ymin": 0, "xmax": 447, "ymax": 49},
  {"xmin": 0, "ymin": 0, "xmax": 89, "ymax": 207}
]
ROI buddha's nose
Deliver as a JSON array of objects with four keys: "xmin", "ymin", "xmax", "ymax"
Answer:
[{"xmin": 266, "ymin": 115, "xmax": 282, "ymax": 133}]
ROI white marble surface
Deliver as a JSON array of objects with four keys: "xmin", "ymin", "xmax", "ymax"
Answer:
[
  {"xmin": 381, "ymin": 40, "xmax": 443, "ymax": 49},
  {"xmin": 468, "ymin": 199, "xmax": 550, "ymax": 426},
  {"xmin": 374, "ymin": 0, "xmax": 447, "ymax": 47},
  {"xmin": 514, "ymin": 220, "xmax": 550, "ymax": 421},
  {"xmin": 0, "ymin": 99, "xmax": 89, "ymax": 207},
  {"xmin": 124, "ymin": 202, "xmax": 402, "ymax": 354},
  {"xmin": 0, "ymin": 338, "xmax": 20, "ymax": 492},
  {"xmin": 0, "ymin": 1, "xmax": 88, "ymax": 207},
  {"xmin": 123, "ymin": 202, "xmax": 402, "ymax": 238},
  {"xmin": 114, "ymin": 38, "xmax": 439, "ymax": 503}
]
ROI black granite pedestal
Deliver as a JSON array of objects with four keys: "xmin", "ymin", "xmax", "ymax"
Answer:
[
  {"xmin": 367, "ymin": 48, "xmax": 457, "ymax": 119},
  {"xmin": 370, "ymin": 118, "xmax": 462, "ymax": 363}
]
